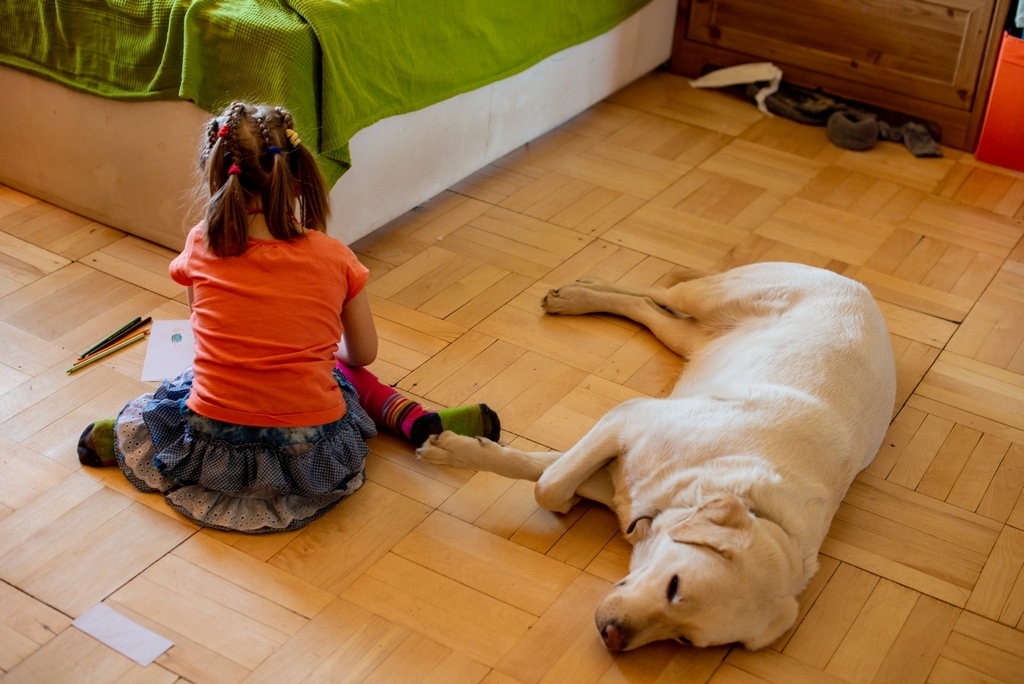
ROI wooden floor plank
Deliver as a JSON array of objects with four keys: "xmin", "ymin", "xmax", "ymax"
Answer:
[
  {"xmin": 495, "ymin": 572, "xmax": 611, "ymax": 684},
  {"xmin": 266, "ymin": 481, "xmax": 432, "ymax": 595},
  {"xmin": 0, "ymin": 579, "xmax": 72, "ymax": 673},
  {"xmin": 965, "ymin": 526, "xmax": 1024, "ymax": 626},
  {"xmin": 12, "ymin": 498, "xmax": 194, "ymax": 617},
  {"xmin": 342, "ymin": 553, "xmax": 536, "ymax": 667},
  {"xmin": 783, "ymin": 563, "xmax": 878, "ymax": 668},
  {"xmin": 823, "ymin": 579, "xmax": 918, "ymax": 684},
  {"xmin": 867, "ymin": 595, "xmax": 960, "ymax": 684},
  {"xmin": 0, "ymin": 626, "xmax": 177, "ymax": 684},
  {"xmin": 917, "ymin": 352, "xmax": 1024, "ymax": 431},
  {"xmin": 392, "ymin": 511, "xmax": 580, "ymax": 616}
]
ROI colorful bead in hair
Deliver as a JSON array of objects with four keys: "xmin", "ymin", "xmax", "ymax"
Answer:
[
  {"xmin": 285, "ymin": 129, "xmax": 301, "ymax": 147},
  {"xmin": 228, "ymin": 164, "xmax": 241, "ymax": 176},
  {"xmin": 217, "ymin": 125, "xmax": 230, "ymax": 138},
  {"xmin": 268, "ymin": 146, "xmax": 282, "ymax": 155}
]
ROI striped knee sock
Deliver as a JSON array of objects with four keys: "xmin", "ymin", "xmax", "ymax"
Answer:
[{"xmin": 338, "ymin": 362, "xmax": 500, "ymax": 445}]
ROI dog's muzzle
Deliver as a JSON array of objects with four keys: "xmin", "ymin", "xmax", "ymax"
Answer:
[{"xmin": 599, "ymin": 621, "xmax": 628, "ymax": 651}]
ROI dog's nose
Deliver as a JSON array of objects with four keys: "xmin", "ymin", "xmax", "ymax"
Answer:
[{"xmin": 600, "ymin": 622, "xmax": 626, "ymax": 651}]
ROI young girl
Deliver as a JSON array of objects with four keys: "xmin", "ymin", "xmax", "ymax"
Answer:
[{"xmin": 77, "ymin": 102, "xmax": 500, "ymax": 533}]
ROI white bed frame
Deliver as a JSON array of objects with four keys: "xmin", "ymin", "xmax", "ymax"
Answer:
[{"xmin": 0, "ymin": 0, "xmax": 676, "ymax": 250}]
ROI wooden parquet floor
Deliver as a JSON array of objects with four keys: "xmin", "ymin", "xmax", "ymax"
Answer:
[{"xmin": 2, "ymin": 72, "xmax": 1024, "ymax": 683}]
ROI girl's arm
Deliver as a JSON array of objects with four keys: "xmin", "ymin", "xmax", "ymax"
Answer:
[
  {"xmin": 186, "ymin": 286, "xmax": 194, "ymax": 311},
  {"xmin": 336, "ymin": 289, "xmax": 378, "ymax": 367}
]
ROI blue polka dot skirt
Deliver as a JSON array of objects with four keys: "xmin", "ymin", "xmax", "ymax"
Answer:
[{"xmin": 114, "ymin": 367, "xmax": 377, "ymax": 533}]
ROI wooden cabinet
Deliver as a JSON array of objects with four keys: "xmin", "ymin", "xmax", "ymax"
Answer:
[{"xmin": 671, "ymin": 0, "xmax": 1012, "ymax": 150}]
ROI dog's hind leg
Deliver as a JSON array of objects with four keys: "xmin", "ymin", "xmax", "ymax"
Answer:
[
  {"xmin": 417, "ymin": 432, "xmax": 616, "ymax": 507},
  {"xmin": 648, "ymin": 264, "xmax": 818, "ymax": 326},
  {"xmin": 559, "ymin": 277, "xmax": 739, "ymax": 324},
  {"xmin": 552, "ymin": 264, "xmax": 815, "ymax": 329},
  {"xmin": 543, "ymin": 287, "xmax": 703, "ymax": 358},
  {"xmin": 552, "ymin": 278, "xmax": 697, "ymax": 312}
]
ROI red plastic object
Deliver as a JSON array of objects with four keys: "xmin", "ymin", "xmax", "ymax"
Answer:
[{"xmin": 975, "ymin": 32, "xmax": 1024, "ymax": 172}]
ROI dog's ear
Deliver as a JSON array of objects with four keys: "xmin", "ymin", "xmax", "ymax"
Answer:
[
  {"xmin": 667, "ymin": 495, "xmax": 752, "ymax": 560},
  {"xmin": 625, "ymin": 515, "xmax": 654, "ymax": 543}
]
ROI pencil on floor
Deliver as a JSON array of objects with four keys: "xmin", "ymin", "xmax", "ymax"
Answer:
[
  {"xmin": 79, "ymin": 317, "xmax": 142, "ymax": 358},
  {"xmin": 67, "ymin": 332, "xmax": 148, "ymax": 374},
  {"xmin": 74, "ymin": 319, "xmax": 153, "ymax": 365},
  {"xmin": 82, "ymin": 317, "xmax": 152, "ymax": 358}
]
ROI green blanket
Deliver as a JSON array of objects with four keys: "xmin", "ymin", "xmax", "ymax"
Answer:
[{"xmin": 1, "ymin": 0, "xmax": 651, "ymax": 184}]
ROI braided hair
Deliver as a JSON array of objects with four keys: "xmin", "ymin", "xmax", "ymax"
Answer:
[{"xmin": 197, "ymin": 102, "xmax": 330, "ymax": 257}]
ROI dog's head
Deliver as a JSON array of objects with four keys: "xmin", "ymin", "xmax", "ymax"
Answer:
[{"xmin": 595, "ymin": 494, "xmax": 803, "ymax": 651}]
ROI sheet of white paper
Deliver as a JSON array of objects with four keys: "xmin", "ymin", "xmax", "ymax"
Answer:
[
  {"xmin": 141, "ymin": 319, "xmax": 196, "ymax": 382},
  {"xmin": 72, "ymin": 603, "xmax": 173, "ymax": 667}
]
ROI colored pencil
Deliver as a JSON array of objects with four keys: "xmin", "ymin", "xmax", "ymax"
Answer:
[
  {"xmin": 72, "ymin": 321, "xmax": 152, "ymax": 368},
  {"xmin": 67, "ymin": 332, "xmax": 147, "ymax": 374},
  {"xmin": 72, "ymin": 328, "xmax": 146, "ymax": 366},
  {"xmin": 79, "ymin": 317, "xmax": 141, "ymax": 358},
  {"xmin": 82, "ymin": 316, "xmax": 152, "ymax": 359},
  {"xmin": 69, "ymin": 330, "xmax": 148, "ymax": 371}
]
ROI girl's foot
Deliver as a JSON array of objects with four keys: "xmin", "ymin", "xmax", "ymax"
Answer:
[
  {"xmin": 338, "ymin": 363, "xmax": 501, "ymax": 445},
  {"xmin": 78, "ymin": 418, "xmax": 117, "ymax": 467},
  {"xmin": 408, "ymin": 403, "xmax": 500, "ymax": 446}
]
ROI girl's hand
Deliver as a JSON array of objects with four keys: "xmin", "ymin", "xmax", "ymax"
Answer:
[{"xmin": 336, "ymin": 289, "xmax": 378, "ymax": 366}]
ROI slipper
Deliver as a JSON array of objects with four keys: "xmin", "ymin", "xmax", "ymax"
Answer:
[
  {"xmin": 747, "ymin": 82, "xmax": 838, "ymax": 126},
  {"xmin": 827, "ymin": 110, "xmax": 879, "ymax": 151}
]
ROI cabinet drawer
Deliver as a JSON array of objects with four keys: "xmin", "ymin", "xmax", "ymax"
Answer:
[{"xmin": 687, "ymin": 0, "xmax": 995, "ymax": 109}]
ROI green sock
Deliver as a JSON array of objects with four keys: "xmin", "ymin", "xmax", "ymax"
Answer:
[
  {"xmin": 409, "ymin": 404, "xmax": 500, "ymax": 446},
  {"xmin": 78, "ymin": 418, "xmax": 117, "ymax": 467}
]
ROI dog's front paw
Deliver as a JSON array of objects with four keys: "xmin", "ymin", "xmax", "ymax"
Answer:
[
  {"xmin": 416, "ymin": 431, "xmax": 485, "ymax": 469},
  {"xmin": 534, "ymin": 480, "xmax": 580, "ymax": 514}
]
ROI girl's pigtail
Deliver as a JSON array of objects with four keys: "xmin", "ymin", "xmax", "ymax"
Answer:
[
  {"xmin": 278, "ymin": 107, "xmax": 330, "ymax": 233},
  {"xmin": 292, "ymin": 143, "xmax": 330, "ymax": 233},
  {"xmin": 212, "ymin": 172, "xmax": 250, "ymax": 257},
  {"xmin": 205, "ymin": 105, "xmax": 250, "ymax": 256},
  {"xmin": 258, "ymin": 113, "xmax": 300, "ymax": 240},
  {"xmin": 265, "ymin": 151, "xmax": 299, "ymax": 239},
  {"xmin": 206, "ymin": 173, "xmax": 249, "ymax": 257}
]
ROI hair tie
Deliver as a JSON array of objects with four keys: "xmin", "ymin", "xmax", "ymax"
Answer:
[
  {"xmin": 285, "ymin": 129, "xmax": 301, "ymax": 147},
  {"xmin": 268, "ymin": 146, "xmax": 281, "ymax": 155},
  {"xmin": 217, "ymin": 125, "xmax": 230, "ymax": 138},
  {"xmin": 227, "ymin": 164, "xmax": 241, "ymax": 176}
]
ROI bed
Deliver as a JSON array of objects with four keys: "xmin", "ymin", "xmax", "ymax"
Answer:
[{"xmin": 0, "ymin": 0, "xmax": 676, "ymax": 251}]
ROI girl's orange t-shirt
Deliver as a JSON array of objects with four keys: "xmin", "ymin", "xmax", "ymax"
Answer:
[{"xmin": 169, "ymin": 225, "xmax": 369, "ymax": 427}]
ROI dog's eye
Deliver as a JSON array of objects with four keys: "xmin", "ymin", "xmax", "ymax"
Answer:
[
  {"xmin": 676, "ymin": 635, "xmax": 692, "ymax": 645},
  {"xmin": 666, "ymin": 574, "xmax": 679, "ymax": 602}
]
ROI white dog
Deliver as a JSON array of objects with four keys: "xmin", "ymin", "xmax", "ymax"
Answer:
[{"xmin": 418, "ymin": 262, "xmax": 896, "ymax": 651}]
